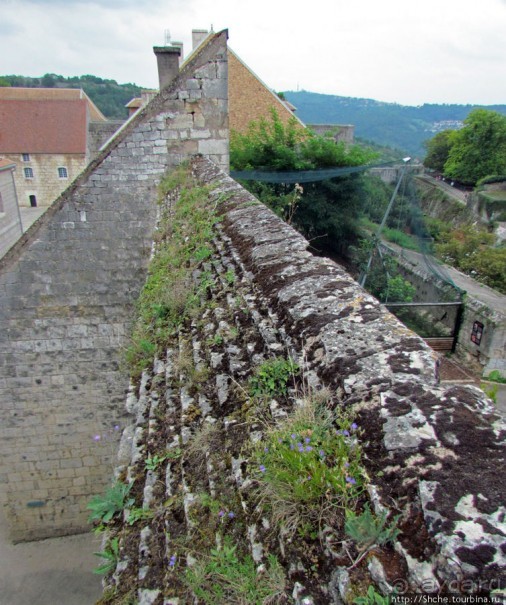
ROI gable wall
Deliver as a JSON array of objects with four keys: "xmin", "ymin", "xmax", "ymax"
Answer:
[
  {"xmin": 228, "ymin": 50, "xmax": 302, "ymax": 133},
  {"xmin": 0, "ymin": 31, "xmax": 228, "ymax": 541}
]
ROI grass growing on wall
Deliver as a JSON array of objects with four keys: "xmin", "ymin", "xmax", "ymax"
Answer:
[{"xmin": 124, "ymin": 164, "xmax": 219, "ymax": 379}]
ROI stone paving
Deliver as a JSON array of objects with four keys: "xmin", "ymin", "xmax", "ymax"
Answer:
[{"xmin": 0, "ymin": 514, "xmax": 101, "ymax": 605}]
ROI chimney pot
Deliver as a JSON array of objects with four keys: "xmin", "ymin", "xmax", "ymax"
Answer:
[
  {"xmin": 192, "ymin": 29, "xmax": 209, "ymax": 50},
  {"xmin": 171, "ymin": 41, "xmax": 184, "ymax": 65}
]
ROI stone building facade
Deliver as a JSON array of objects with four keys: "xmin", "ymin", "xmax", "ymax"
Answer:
[{"xmin": 0, "ymin": 88, "xmax": 108, "ymax": 208}]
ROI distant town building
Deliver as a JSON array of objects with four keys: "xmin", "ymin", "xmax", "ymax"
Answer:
[
  {"xmin": 307, "ymin": 123, "xmax": 355, "ymax": 145},
  {"xmin": 0, "ymin": 88, "xmax": 108, "ymax": 207},
  {"xmin": 426, "ymin": 120, "xmax": 464, "ymax": 133}
]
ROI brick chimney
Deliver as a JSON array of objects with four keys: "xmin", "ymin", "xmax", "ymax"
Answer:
[
  {"xmin": 192, "ymin": 29, "xmax": 209, "ymax": 50},
  {"xmin": 153, "ymin": 45, "xmax": 181, "ymax": 90}
]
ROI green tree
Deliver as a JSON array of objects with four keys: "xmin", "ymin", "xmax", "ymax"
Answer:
[
  {"xmin": 443, "ymin": 109, "xmax": 506, "ymax": 185},
  {"xmin": 41, "ymin": 73, "xmax": 56, "ymax": 88},
  {"xmin": 434, "ymin": 225, "xmax": 506, "ymax": 293},
  {"xmin": 423, "ymin": 130, "xmax": 455, "ymax": 172},
  {"xmin": 230, "ymin": 110, "xmax": 377, "ymax": 252}
]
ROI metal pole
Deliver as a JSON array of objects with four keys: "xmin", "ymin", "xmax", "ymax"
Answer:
[
  {"xmin": 10, "ymin": 165, "xmax": 24, "ymax": 234},
  {"xmin": 359, "ymin": 162, "xmax": 408, "ymax": 288}
]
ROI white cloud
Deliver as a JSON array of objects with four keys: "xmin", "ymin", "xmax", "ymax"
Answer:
[{"xmin": 1, "ymin": 0, "xmax": 505, "ymax": 104}]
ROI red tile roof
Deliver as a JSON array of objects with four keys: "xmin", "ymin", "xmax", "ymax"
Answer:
[
  {"xmin": 0, "ymin": 88, "xmax": 106, "ymax": 122},
  {"xmin": 0, "ymin": 99, "xmax": 88, "ymax": 154}
]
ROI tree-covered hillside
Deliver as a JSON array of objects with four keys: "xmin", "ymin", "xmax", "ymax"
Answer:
[
  {"xmin": 284, "ymin": 90, "xmax": 506, "ymax": 158},
  {"xmin": 0, "ymin": 73, "xmax": 144, "ymax": 119}
]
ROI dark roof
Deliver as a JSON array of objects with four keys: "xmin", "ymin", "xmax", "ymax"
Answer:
[{"xmin": 0, "ymin": 99, "xmax": 88, "ymax": 154}]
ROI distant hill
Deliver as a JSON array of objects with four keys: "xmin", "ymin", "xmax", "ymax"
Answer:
[
  {"xmin": 0, "ymin": 73, "xmax": 144, "ymax": 120},
  {"xmin": 284, "ymin": 90, "xmax": 506, "ymax": 158}
]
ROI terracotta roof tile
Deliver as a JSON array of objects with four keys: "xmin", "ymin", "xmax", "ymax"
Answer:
[
  {"xmin": 0, "ymin": 99, "xmax": 88, "ymax": 153},
  {"xmin": 0, "ymin": 88, "xmax": 106, "ymax": 122}
]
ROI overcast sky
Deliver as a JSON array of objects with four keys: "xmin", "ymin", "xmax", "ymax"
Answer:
[{"xmin": 1, "ymin": 0, "xmax": 505, "ymax": 106}]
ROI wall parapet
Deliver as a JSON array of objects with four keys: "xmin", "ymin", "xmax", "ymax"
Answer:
[{"xmin": 103, "ymin": 157, "xmax": 505, "ymax": 603}]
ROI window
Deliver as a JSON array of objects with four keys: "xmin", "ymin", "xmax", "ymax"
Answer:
[
  {"xmin": 22, "ymin": 153, "xmax": 30, "ymax": 162},
  {"xmin": 24, "ymin": 167, "xmax": 34, "ymax": 179},
  {"xmin": 58, "ymin": 167, "xmax": 68, "ymax": 179}
]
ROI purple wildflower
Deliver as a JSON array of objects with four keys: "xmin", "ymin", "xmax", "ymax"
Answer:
[
  {"xmin": 304, "ymin": 437, "xmax": 311, "ymax": 444},
  {"xmin": 346, "ymin": 476, "xmax": 357, "ymax": 485},
  {"xmin": 278, "ymin": 438, "xmax": 283, "ymax": 444},
  {"xmin": 351, "ymin": 423, "xmax": 358, "ymax": 431},
  {"xmin": 259, "ymin": 464, "xmax": 266, "ymax": 473},
  {"xmin": 343, "ymin": 430, "xmax": 350, "ymax": 437},
  {"xmin": 344, "ymin": 462, "xmax": 350, "ymax": 468},
  {"xmin": 290, "ymin": 444, "xmax": 295, "ymax": 450},
  {"xmin": 305, "ymin": 446, "xmax": 313, "ymax": 452},
  {"xmin": 114, "ymin": 424, "xmax": 120, "ymax": 431},
  {"xmin": 319, "ymin": 450, "xmax": 325, "ymax": 457},
  {"xmin": 218, "ymin": 510, "xmax": 225, "ymax": 517},
  {"xmin": 228, "ymin": 511, "xmax": 235, "ymax": 519},
  {"xmin": 291, "ymin": 434, "xmax": 296, "ymax": 440},
  {"xmin": 169, "ymin": 554, "xmax": 177, "ymax": 567},
  {"xmin": 264, "ymin": 447, "xmax": 269, "ymax": 453},
  {"xmin": 298, "ymin": 446, "xmax": 304, "ymax": 453},
  {"xmin": 93, "ymin": 435, "xmax": 101, "ymax": 441}
]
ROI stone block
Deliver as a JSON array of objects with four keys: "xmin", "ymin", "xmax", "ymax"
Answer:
[{"xmin": 198, "ymin": 139, "xmax": 229, "ymax": 157}]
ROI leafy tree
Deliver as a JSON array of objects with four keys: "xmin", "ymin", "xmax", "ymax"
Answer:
[
  {"xmin": 423, "ymin": 130, "xmax": 455, "ymax": 172},
  {"xmin": 41, "ymin": 73, "xmax": 56, "ymax": 88},
  {"xmin": 444, "ymin": 109, "xmax": 506, "ymax": 185},
  {"xmin": 434, "ymin": 225, "xmax": 506, "ymax": 293},
  {"xmin": 230, "ymin": 110, "xmax": 377, "ymax": 252},
  {"xmin": 0, "ymin": 77, "xmax": 10, "ymax": 87},
  {"xmin": 349, "ymin": 239, "xmax": 415, "ymax": 302}
]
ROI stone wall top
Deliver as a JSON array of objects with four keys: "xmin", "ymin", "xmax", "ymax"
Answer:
[
  {"xmin": 193, "ymin": 156, "xmax": 506, "ymax": 591},
  {"xmin": 104, "ymin": 157, "xmax": 505, "ymax": 603}
]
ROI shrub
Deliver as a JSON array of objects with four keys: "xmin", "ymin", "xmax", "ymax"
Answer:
[
  {"xmin": 345, "ymin": 504, "xmax": 400, "ymax": 551},
  {"xmin": 249, "ymin": 356, "xmax": 299, "ymax": 398},
  {"xmin": 87, "ymin": 481, "xmax": 134, "ymax": 524},
  {"xmin": 93, "ymin": 537, "xmax": 120, "ymax": 575},
  {"xmin": 354, "ymin": 585, "xmax": 391, "ymax": 605},
  {"xmin": 185, "ymin": 536, "xmax": 286, "ymax": 604},
  {"xmin": 486, "ymin": 370, "xmax": 506, "ymax": 384},
  {"xmin": 253, "ymin": 396, "xmax": 366, "ymax": 536}
]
